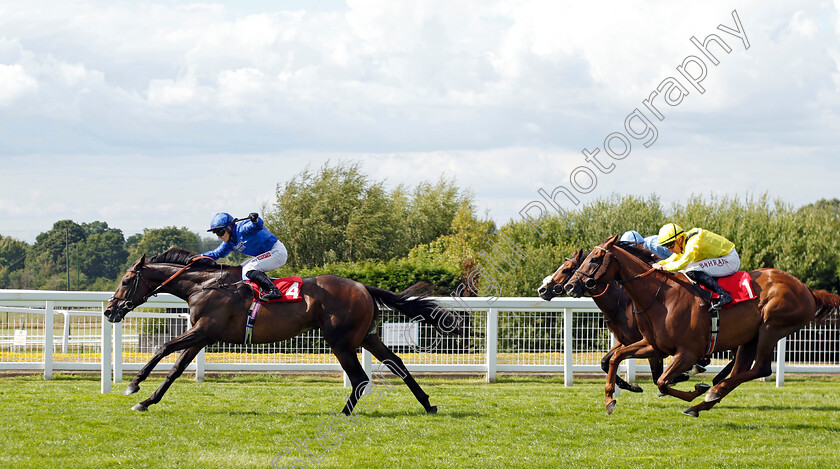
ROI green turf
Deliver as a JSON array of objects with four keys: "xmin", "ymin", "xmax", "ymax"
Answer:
[{"xmin": 0, "ymin": 373, "xmax": 838, "ymax": 468}]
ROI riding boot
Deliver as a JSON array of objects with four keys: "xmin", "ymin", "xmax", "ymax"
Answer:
[
  {"xmin": 245, "ymin": 270, "xmax": 283, "ymax": 301},
  {"xmin": 686, "ymin": 270, "xmax": 732, "ymax": 311}
]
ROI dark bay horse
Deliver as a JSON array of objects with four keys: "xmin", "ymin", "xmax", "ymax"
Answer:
[
  {"xmin": 565, "ymin": 235, "xmax": 840, "ymax": 417},
  {"xmin": 104, "ymin": 248, "xmax": 462, "ymax": 415},
  {"xmin": 538, "ymin": 247, "xmax": 733, "ymax": 414}
]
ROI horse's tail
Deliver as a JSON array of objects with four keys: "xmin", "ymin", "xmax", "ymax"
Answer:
[
  {"xmin": 364, "ymin": 285, "xmax": 463, "ymax": 336},
  {"xmin": 810, "ymin": 288, "xmax": 840, "ymax": 322}
]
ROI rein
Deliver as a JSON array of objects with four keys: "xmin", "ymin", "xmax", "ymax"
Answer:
[
  {"xmin": 579, "ymin": 244, "xmax": 669, "ymax": 315},
  {"xmin": 153, "ymin": 256, "xmax": 215, "ymax": 295},
  {"xmin": 112, "ymin": 256, "xmax": 214, "ymax": 312},
  {"xmin": 632, "ymin": 273, "xmax": 668, "ymax": 315}
]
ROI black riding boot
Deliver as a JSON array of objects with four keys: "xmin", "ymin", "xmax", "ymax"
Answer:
[
  {"xmin": 246, "ymin": 270, "xmax": 283, "ymax": 301},
  {"xmin": 686, "ymin": 270, "xmax": 732, "ymax": 310}
]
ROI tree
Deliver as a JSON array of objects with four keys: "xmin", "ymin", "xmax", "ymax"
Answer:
[
  {"xmin": 29, "ymin": 220, "xmax": 85, "ymax": 267},
  {"xmin": 405, "ymin": 177, "xmax": 466, "ymax": 247},
  {"xmin": 266, "ymin": 162, "xmax": 475, "ymax": 268},
  {"xmin": 77, "ymin": 228, "xmax": 129, "ymax": 279},
  {"xmin": 0, "ymin": 235, "xmax": 28, "ymax": 273},
  {"xmin": 128, "ymin": 226, "xmax": 201, "ymax": 261},
  {"xmin": 267, "ymin": 161, "xmax": 412, "ymax": 267}
]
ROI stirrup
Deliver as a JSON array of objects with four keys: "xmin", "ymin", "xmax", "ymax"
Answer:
[
  {"xmin": 712, "ymin": 296, "xmax": 732, "ymax": 311},
  {"xmin": 259, "ymin": 289, "xmax": 283, "ymax": 301}
]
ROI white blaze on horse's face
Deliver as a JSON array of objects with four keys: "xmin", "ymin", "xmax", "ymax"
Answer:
[{"xmin": 541, "ymin": 275, "xmax": 554, "ymax": 289}]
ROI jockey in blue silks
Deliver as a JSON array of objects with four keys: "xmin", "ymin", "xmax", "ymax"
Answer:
[
  {"xmin": 201, "ymin": 212, "xmax": 288, "ymax": 301},
  {"xmin": 619, "ymin": 230, "xmax": 672, "ymax": 260}
]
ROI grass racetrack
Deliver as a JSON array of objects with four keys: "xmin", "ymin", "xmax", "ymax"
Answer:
[{"xmin": 1, "ymin": 373, "xmax": 839, "ymax": 468}]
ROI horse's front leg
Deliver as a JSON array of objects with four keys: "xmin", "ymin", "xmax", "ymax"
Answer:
[
  {"xmin": 602, "ymin": 343, "xmax": 642, "ymax": 393},
  {"xmin": 125, "ymin": 325, "xmax": 210, "ymax": 396},
  {"xmin": 132, "ymin": 343, "xmax": 207, "ymax": 411},
  {"xmin": 604, "ymin": 340, "xmax": 656, "ymax": 415}
]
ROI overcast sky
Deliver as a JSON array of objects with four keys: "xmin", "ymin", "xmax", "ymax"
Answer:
[{"xmin": 2, "ymin": 0, "xmax": 839, "ymax": 243}]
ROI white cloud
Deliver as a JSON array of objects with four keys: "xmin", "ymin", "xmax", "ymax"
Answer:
[
  {"xmin": 0, "ymin": 64, "xmax": 37, "ymax": 104},
  {"xmin": 1, "ymin": 1, "xmax": 840, "ymax": 241}
]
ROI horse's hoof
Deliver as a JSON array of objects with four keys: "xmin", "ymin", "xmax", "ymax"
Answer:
[
  {"xmin": 695, "ymin": 383, "xmax": 711, "ymax": 393},
  {"xmin": 627, "ymin": 384, "xmax": 643, "ymax": 393},
  {"xmin": 704, "ymin": 391, "xmax": 722, "ymax": 403},
  {"xmin": 658, "ymin": 392, "xmax": 666, "ymax": 398},
  {"xmin": 131, "ymin": 403, "xmax": 148, "ymax": 412},
  {"xmin": 682, "ymin": 408, "xmax": 699, "ymax": 418},
  {"xmin": 426, "ymin": 406, "xmax": 438, "ymax": 414},
  {"xmin": 606, "ymin": 400, "xmax": 617, "ymax": 415},
  {"xmin": 124, "ymin": 384, "xmax": 140, "ymax": 396}
]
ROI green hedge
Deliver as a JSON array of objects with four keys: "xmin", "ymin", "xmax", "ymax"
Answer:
[{"xmin": 271, "ymin": 258, "xmax": 460, "ymax": 295}]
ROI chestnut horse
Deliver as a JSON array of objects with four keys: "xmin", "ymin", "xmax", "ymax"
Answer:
[
  {"xmin": 565, "ymin": 235, "xmax": 840, "ymax": 417},
  {"xmin": 538, "ymin": 247, "xmax": 733, "ymax": 414},
  {"xmin": 104, "ymin": 248, "xmax": 462, "ymax": 415}
]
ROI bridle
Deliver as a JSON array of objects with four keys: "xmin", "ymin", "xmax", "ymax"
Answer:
[
  {"xmin": 573, "ymin": 246, "xmax": 614, "ymax": 291},
  {"xmin": 542, "ymin": 254, "xmax": 585, "ymax": 297},
  {"xmin": 573, "ymin": 244, "xmax": 666, "ymax": 314},
  {"xmin": 109, "ymin": 266, "xmax": 156, "ymax": 313},
  {"xmin": 110, "ymin": 256, "xmax": 213, "ymax": 315},
  {"xmin": 575, "ymin": 245, "xmax": 660, "ymax": 289}
]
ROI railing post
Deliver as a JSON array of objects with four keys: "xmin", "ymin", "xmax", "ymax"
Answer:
[
  {"xmin": 485, "ymin": 308, "xmax": 498, "ymax": 383},
  {"xmin": 187, "ymin": 315, "xmax": 205, "ymax": 382},
  {"xmin": 776, "ymin": 337, "xmax": 786, "ymax": 387},
  {"xmin": 61, "ymin": 311, "xmax": 70, "ymax": 354},
  {"xmin": 196, "ymin": 346, "xmax": 205, "ymax": 383},
  {"xmin": 44, "ymin": 301, "xmax": 54, "ymax": 380},
  {"xmin": 113, "ymin": 321, "xmax": 123, "ymax": 383},
  {"xmin": 611, "ymin": 333, "xmax": 620, "ymax": 397},
  {"xmin": 101, "ymin": 304, "xmax": 112, "ymax": 394},
  {"xmin": 626, "ymin": 354, "xmax": 636, "ymax": 386},
  {"xmin": 563, "ymin": 308, "xmax": 573, "ymax": 387},
  {"xmin": 362, "ymin": 348, "xmax": 373, "ymax": 394}
]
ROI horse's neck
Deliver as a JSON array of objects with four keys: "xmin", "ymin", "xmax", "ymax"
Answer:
[
  {"xmin": 613, "ymin": 249, "xmax": 662, "ymax": 310},
  {"xmin": 593, "ymin": 283, "xmax": 633, "ymax": 325},
  {"xmin": 147, "ymin": 264, "xmax": 228, "ymax": 300}
]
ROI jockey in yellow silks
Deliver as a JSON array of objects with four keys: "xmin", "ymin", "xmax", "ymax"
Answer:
[{"xmin": 653, "ymin": 223, "xmax": 740, "ymax": 310}]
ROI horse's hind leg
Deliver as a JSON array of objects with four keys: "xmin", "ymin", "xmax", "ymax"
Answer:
[
  {"xmin": 333, "ymin": 347, "xmax": 370, "ymax": 416},
  {"xmin": 686, "ymin": 334, "xmax": 774, "ymax": 417},
  {"xmin": 362, "ymin": 334, "xmax": 437, "ymax": 413},
  {"xmin": 132, "ymin": 343, "xmax": 206, "ymax": 411}
]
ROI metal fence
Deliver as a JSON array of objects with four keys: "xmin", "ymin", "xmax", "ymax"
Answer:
[{"xmin": 1, "ymin": 289, "xmax": 838, "ymax": 394}]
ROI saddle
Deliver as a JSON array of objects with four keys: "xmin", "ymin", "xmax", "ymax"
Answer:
[
  {"xmin": 244, "ymin": 276, "xmax": 304, "ymax": 303},
  {"xmin": 691, "ymin": 271, "xmax": 757, "ymax": 310}
]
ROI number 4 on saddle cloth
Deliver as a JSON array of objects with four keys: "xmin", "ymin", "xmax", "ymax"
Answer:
[
  {"xmin": 244, "ymin": 276, "xmax": 305, "ymax": 303},
  {"xmin": 693, "ymin": 271, "xmax": 758, "ymax": 309}
]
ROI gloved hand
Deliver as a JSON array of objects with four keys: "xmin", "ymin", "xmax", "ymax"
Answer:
[{"xmin": 249, "ymin": 212, "xmax": 259, "ymax": 223}]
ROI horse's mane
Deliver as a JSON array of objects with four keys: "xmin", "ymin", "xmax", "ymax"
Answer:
[
  {"xmin": 615, "ymin": 241, "xmax": 658, "ymax": 266},
  {"xmin": 149, "ymin": 247, "xmax": 220, "ymax": 268}
]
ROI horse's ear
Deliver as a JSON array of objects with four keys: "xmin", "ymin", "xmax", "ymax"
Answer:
[
  {"xmin": 605, "ymin": 234, "xmax": 620, "ymax": 247},
  {"xmin": 139, "ymin": 254, "xmax": 146, "ymax": 266}
]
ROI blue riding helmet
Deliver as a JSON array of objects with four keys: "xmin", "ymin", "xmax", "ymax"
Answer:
[
  {"xmin": 208, "ymin": 212, "xmax": 234, "ymax": 231},
  {"xmin": 620, "ymin": 230, "xmax": 645, "ymax": 244}
]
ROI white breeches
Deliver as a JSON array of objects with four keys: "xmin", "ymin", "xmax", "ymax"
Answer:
[
  {"xmin": 683, "ymin": 249, "xmax": 740, "ymax": 277},
  {"xmin": 241, "ymin": 241, "xmax": 288, "ymax": 279}
]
